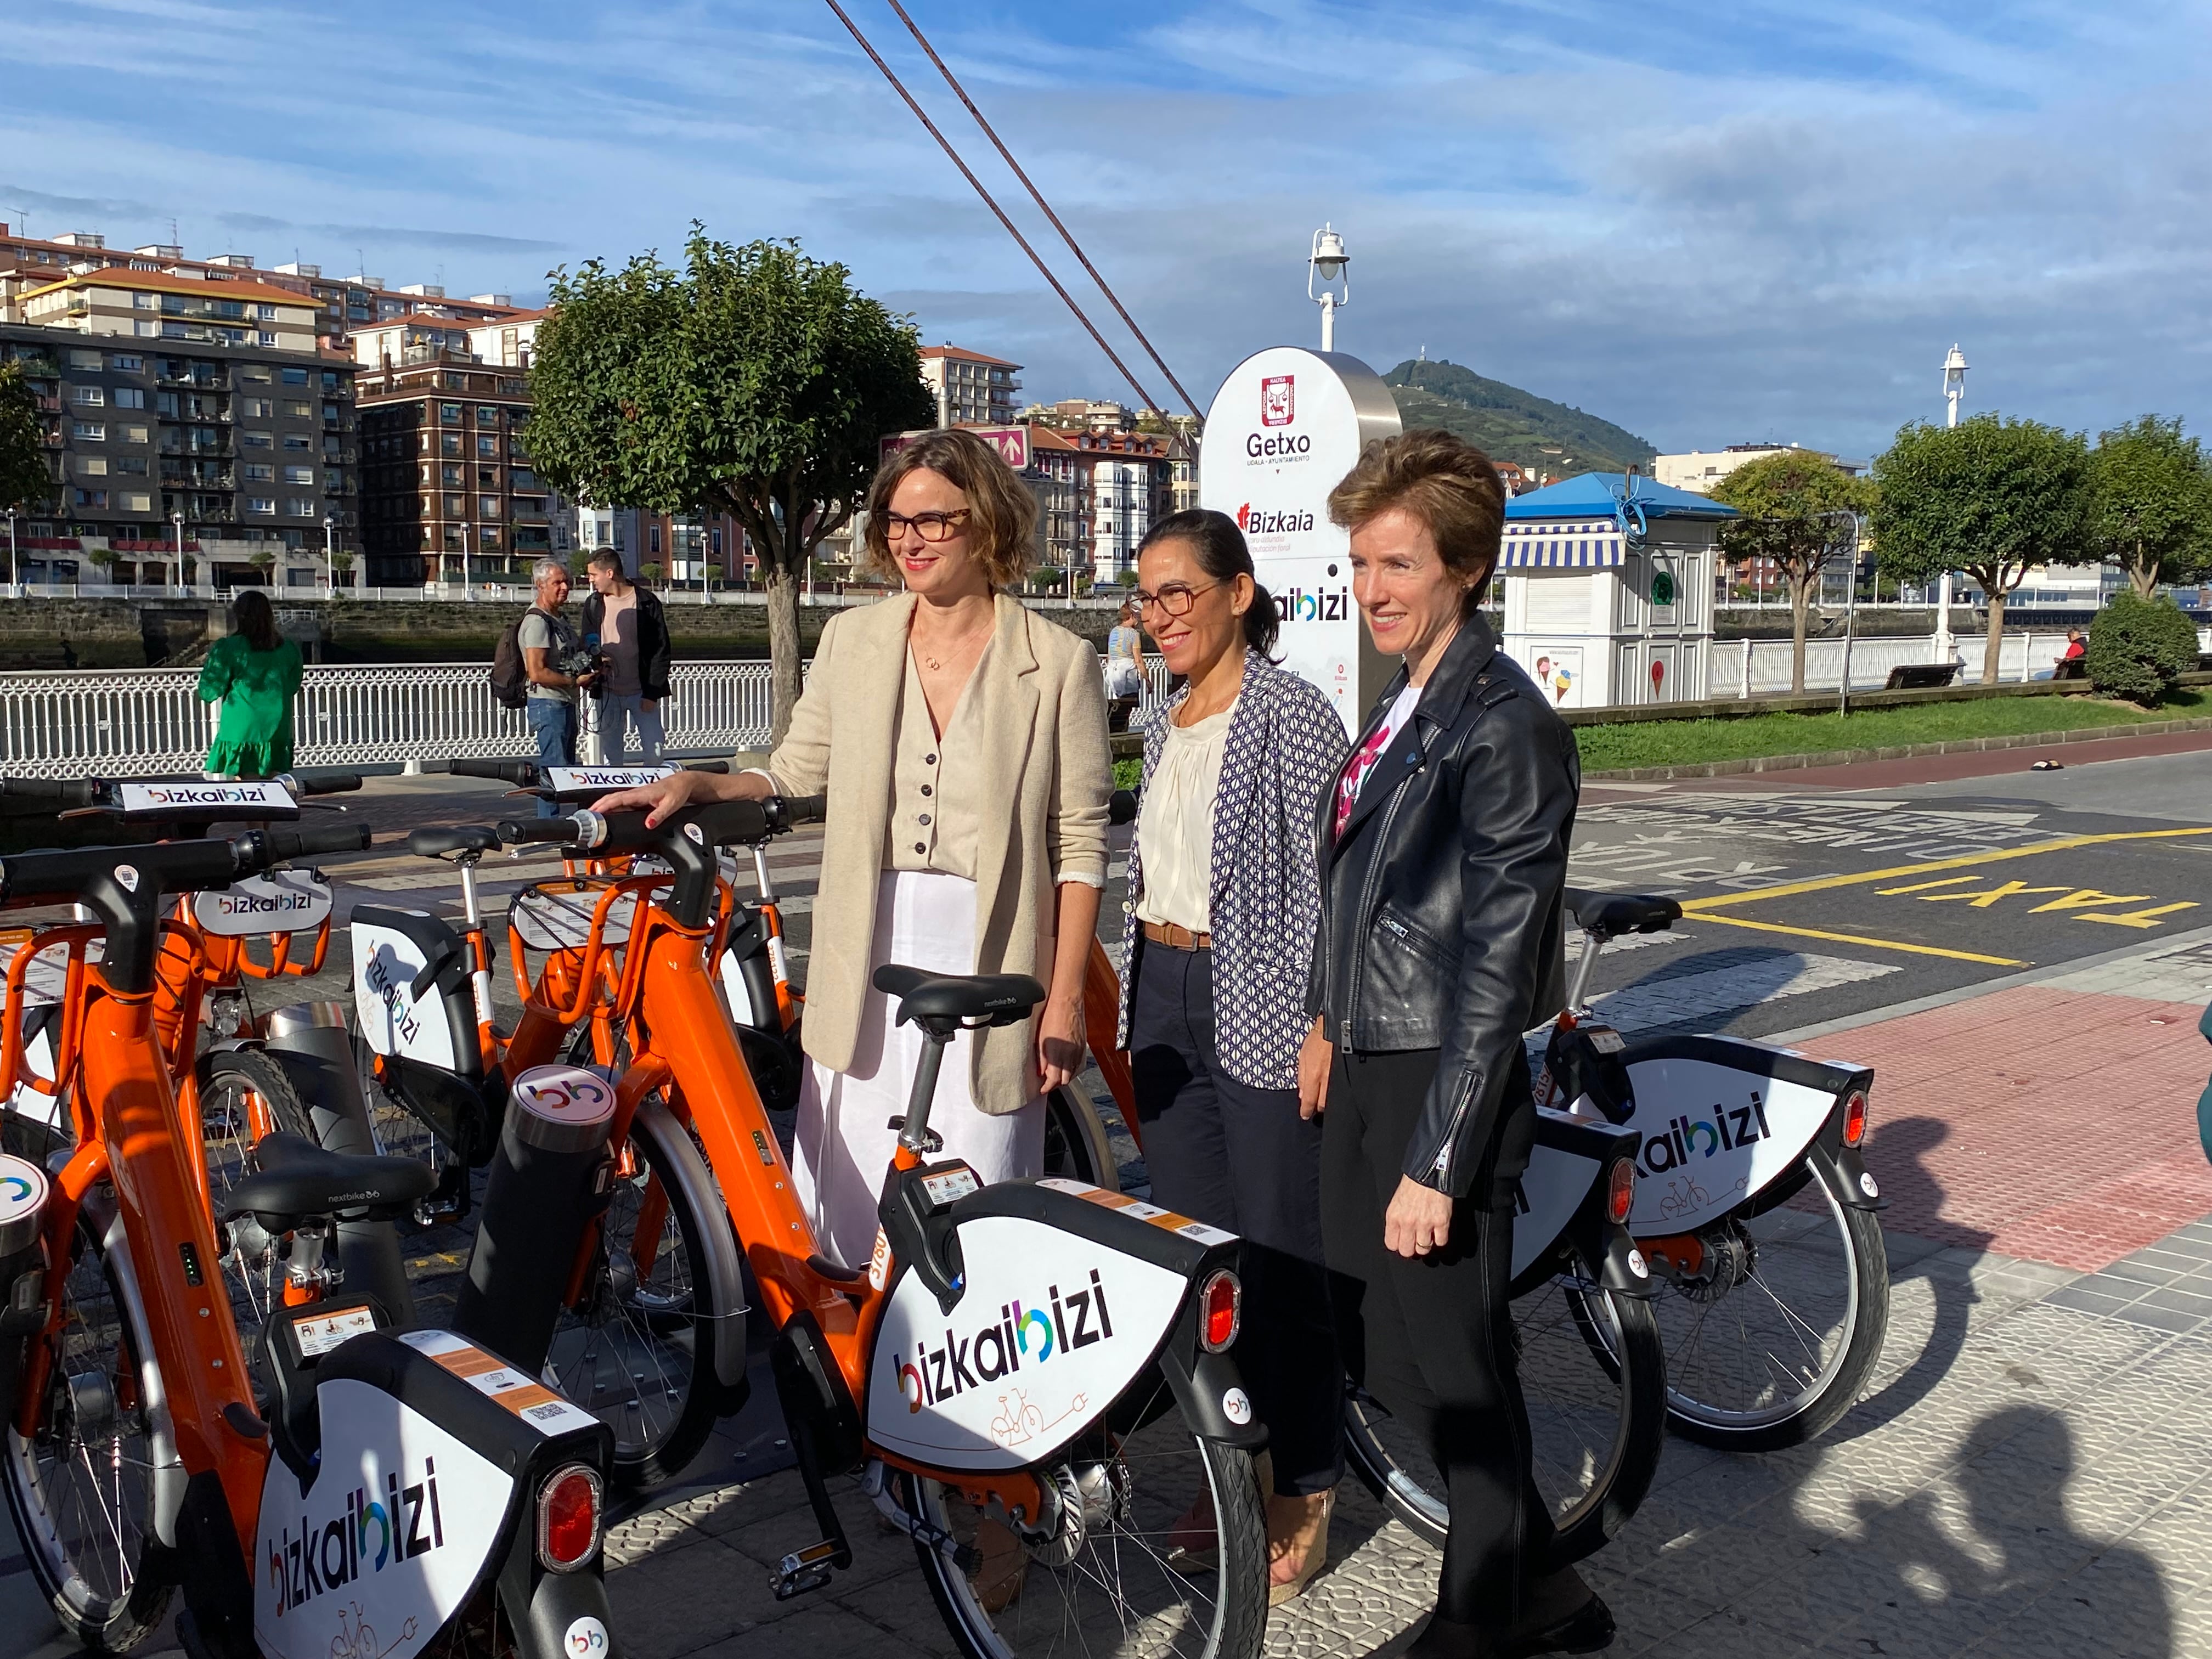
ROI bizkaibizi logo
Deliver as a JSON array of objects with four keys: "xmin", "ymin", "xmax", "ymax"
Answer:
[
  {"xmin": 1640, "ymin": 1093, "xmax": 1773, "ymax": 1175},
  {"xmin": 267, "ymin": 1457, "xmax": 445, "ymax": 1618},
  {"xmin": 894, "ymin": 1268, "xmax": 1117, "ymax": 1413}
]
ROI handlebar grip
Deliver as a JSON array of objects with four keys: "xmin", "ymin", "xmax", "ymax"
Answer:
[
  {"xmin": 770, "ymin": 794, "xmax": 827, "ymax": 828},
  {"xmin": 0, "ymin": 777, "xmax": 95, "ymax": 806},
  {"xmin": 261, "ymin": 823, "xmax": 374, "ymax": 862},
  {"xmin": 291, "ymin": 770, "xmax": 363, "ymax": 796},
  {"xmin": 449, "ymin": 758, "xmax": 540, "ymax": 785},
  {"xmin": 496, "ymin": 817, "xmax": 583, "ymax": 846},
  {"xmin": 682, "ymin": 760, "xmax": 731, "ymax": 775}
]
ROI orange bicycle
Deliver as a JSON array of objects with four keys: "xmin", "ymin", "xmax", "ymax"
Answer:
[
  {"xmin": 0, "ymin": 824, "xmax": 622, "ymax": 1658},
  {"xmin": 487, "ymin": 798, "xmax": 1271, "ymax": 1659}
]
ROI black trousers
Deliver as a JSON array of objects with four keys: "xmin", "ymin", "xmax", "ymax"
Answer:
[
  {"xmin": 1130, "ymin": 942, "xmax": 1343, "ymax": 1497},
  {"xmin": 1322, "ymin": 1047, "xmax": 1555, "ymax": 1629}
]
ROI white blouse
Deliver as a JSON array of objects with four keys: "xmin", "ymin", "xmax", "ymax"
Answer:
[{"xmin": 1135, "ymin": 703, "xmax": 1237, "ymax": 934}]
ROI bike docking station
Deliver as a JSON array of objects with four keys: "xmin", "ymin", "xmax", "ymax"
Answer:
[{"xmin": 0, "ymin": 1154, "xmax": 50, "ymax": 1418}]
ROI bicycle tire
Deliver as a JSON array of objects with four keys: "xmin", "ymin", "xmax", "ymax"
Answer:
[
  {"xmin": 1341, "ymin": 1234, "xmax": 1666, "ymax": 1568},
  {"xmin": 196, "ymin": 1046, "xmax": 316, "ymax": 1328},
  {"xmin": 541, "ymin": 1103, "xmax": 723, "ymax": 1490},
  {"xmin": 1041, "ymin": 1084, "xmax": 1120, "ymax": 1192},
  {"xmin": 1647, "ymin": 1144, "xmax": 1889, "ymax": 1452},
  {"xmin": 905, "ymin": 1365, "xmax": 1269, "ymax": 1659},
  {"xmin": 2, "ymin": 1204, "xmax": 176, "ymax": 1652}
]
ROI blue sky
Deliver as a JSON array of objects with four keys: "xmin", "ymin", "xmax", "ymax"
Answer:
[{"xmin": 7, "ymin": 0, "xmax": 2209, "ymax": 456}]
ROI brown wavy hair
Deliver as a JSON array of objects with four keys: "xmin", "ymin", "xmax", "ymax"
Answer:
[
  {"xmin": 861, "ymin": 427, "xmax": 1038, "ymax": 589},
  {"xmin": 1327, "ymin": 428, "xmax": 1507, "ymax": 614}
]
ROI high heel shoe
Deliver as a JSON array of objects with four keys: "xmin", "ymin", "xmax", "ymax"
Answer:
[{"xmin": 1266, "ymin": 1487, "xmax": 1334, "ymax": 1607}]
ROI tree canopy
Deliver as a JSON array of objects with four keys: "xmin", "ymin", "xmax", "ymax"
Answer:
[
  {"xmin": 0, "ymin": 363, "xmax": 52, "ymax": 516},
  {"xmin": 1871, "ymin": 415, "xmax": 2091, "ymax": 684},
  {"xmin": 1710, "ymin": 450, "xmax": 1876, "ymax": 692},
  {"xmin": 2087, "ymin": 415, "xmax": 2212, "ymax": 600},
  {"xmin": 527, "ymin": 228, "xmax": 934, "ymax": 740}
]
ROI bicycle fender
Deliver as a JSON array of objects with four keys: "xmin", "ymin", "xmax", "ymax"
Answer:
[
  {"xmin": 501, "ymin": 1528, "xmax": 620, "ymax": 1659},
  {"xmin": 1824, "ymin": 1140, "xmax": 1887, "ymax": 1213},
  {"xmin": 1153, "ymin": 1301, "xmax": 1269, "ymax": 1453},
  {"xmin": 631, "ymin": 1096, "xmax": 751, "ymax": 1396}
]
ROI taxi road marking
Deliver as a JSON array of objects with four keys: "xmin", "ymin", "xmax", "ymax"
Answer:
[{"xmin": 1674, "ymin": 825, "xmax": 2212, "ymax": 963}]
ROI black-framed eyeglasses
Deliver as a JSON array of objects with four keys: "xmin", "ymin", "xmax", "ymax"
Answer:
[
  {"xmin": 1131, "ymin": 580, "xmax": 1219, "ymax": 617},
  {"xmin": 883, "ymin": 509, "xmax": 972, "ymax": 544}
]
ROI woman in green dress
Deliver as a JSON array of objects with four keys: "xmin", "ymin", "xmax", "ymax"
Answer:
[{"xmin": 198, "ymin": 589, "xmax": 303, "ymax": 778}]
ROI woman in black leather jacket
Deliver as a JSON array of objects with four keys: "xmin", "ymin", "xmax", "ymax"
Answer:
[{"xmin": 1297, "ymin": 431, "xmax": 1602, "ymax": 1658}]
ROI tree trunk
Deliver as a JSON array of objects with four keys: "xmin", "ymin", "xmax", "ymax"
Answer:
[
  {"xmin": 2130, "ymin": 547, "xmax": 2160, "ymax": 600},
  {"xmin": 1788, "ymin": 568, "xmax": 1812, "ymax": 694},
  {"xmin": 761, "ymin": 560, "xmax": 804, "ymax": 751},
  {"xmin": 1981, "ymin": 582, "xmax": 2006, "ymax": 686}
]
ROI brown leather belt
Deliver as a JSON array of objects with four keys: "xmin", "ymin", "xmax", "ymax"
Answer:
[{"xmin": 1142, "ymin": 921, "xmax": 1211, "ymax": 951}]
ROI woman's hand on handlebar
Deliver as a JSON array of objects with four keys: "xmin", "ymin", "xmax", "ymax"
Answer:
[
  {"xmin": 1036, "ymin": 995, "xmax": 1085, "ymax": 1094},
  {"xmin": 1385, "ymin": 1176, "xmax": 1453, "ymax": 1259},
  {"xmin": 592, "ymin": 766, "xmax": 766, "ymax": 827},
  {"xmin": 1297, "ymin": 1016, "xmax": 1333, "ymax": 1120}
]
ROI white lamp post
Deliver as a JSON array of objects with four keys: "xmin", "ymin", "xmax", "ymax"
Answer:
[
  {"xmin": 459, "ymin": 520, "xmax": 471, "ymax": 597},
  {"xmin": 4, "ymin": 507, "xmax": 15, "ymax": 590},
  {"xmin": 1308, "ymin": 225, "xmax": 1350, "ymax": 353},
  {"xmin": 171, "ymin": 510, "xmax": 185, "ymax": 592},
  {"xmin": 321, "ymin": 513, "xmax": 336, "ymax": 593},
  {"xmin": 1935, "ymin": 343, "xmax": 1968, "ymax": 665}
]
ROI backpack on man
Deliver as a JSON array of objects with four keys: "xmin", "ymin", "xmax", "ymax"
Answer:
[{"xmin": 490, "ymin": 607, "xmax": 548, "ymax": 710}]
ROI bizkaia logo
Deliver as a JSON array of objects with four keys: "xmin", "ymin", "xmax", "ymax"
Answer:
[
  {"xmin": 1640, "ymin": 1091, "xmax": 1773, "ymax": 1175},
  {"xmin": 1234, "ymin": 503, "xmax": 1316, "ymax": 536},
  {"xmin": 1274, "ymin": 585, "xmax": 1353, "ymax": 624},
  {"xmin": 894, "ymin": 1268, "xmax": 1116, "ymax": 1413},
  {"xmin": 1261, "ymin": 374, "xmax": 1294, "ymax": 427},
  {"xmin": 267, "ymin": 1457, "xmax": 445, "ymax": 1617}
]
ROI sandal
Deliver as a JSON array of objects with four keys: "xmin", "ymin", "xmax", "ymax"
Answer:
[{"xmin": 1266, "ymin": 1488, "xmax": 1335, "ymax": 1607}]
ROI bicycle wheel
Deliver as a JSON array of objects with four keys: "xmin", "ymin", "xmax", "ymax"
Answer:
[
  {"xmin": 1643, "ymin": 1145, "xmax": 1889, "ymax": 1451},
  {"xmin": 1040, "ymin": 1084, "xmax": 1119, "ymax": 1191},
  {"xmin": 195, "ymin": 1046, "xmax": 314, "ymax": 1328},
  {"xmin": 541, "ymin": 1105, "xmax": 721, "ymax": 1489},
  {"xmin": 1341, "ymin": 1238, "xmax": 1666, "ymax": 1567},
  {"xmin": 905, "ymin": 1367, "xmax": 1268, "ymax": 1659},
  {"xmin": 2, "ymin": 1205, "xmax": 176, "ymax": 1652}
]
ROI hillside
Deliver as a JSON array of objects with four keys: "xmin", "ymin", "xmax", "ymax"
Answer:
[{"xmin": 1384, "ymin": 358, "xmax": 1657, "ymax": 476}]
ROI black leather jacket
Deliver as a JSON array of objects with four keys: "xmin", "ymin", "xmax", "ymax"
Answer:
[
  {"xmin": 1307, "ymin": 614, "xmax": 1579, "ymax": 1198},
  {"xmin": 581, "ymin": 584, "xmax": 672, "ymax": 702}
]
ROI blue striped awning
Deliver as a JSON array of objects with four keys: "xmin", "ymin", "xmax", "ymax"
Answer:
[{"xmin": 1499, "ymin": 520, "xmax": 1624, "ymax": 569}]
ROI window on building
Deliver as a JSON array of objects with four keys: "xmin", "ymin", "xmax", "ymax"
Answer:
[
  {"xmin": 243, "ymin": 398, "xmax": 273, "ymax": 419},
  {"xmin": 441, "ymin": 434, "xmax": 461, "ymax": 458},
  {"xmin": 444, "ymin": 494, "xmax": 464, "ymax": 517},
  {"xmin": 440, "ymin": 403, "xmax": 462, "ymax": 425},
  {"xmin": 243, "ymin": 432, "xmax": 273, "ymax": 449},
  {"xmin": 245, "ymin": 463, "xmax": 275, "ymax": 482},
  {"xmin": 322, "ymin": 403, "xmax": 340, "ymax": 426},
  {"xmin": 284, "ymin": 465, "xmax": 314, "ymax": 484},
  {"xmin": 112, "ymin": 387, "xmax": 145, "ymax": 409},
  {"xmin": 155, "ymin": 390, "xmax": 178, "ymax": 417},
  {"xmin": 478, "ymin": 496, "xmax": 499, "ymax": 518},
  {"xmin": 132, "ymin": 292, "xmax": 156, "ymax": 309},
  {"xmin": 112, "ymin": 354, "xmax": 142, "ymax": 372},
  {"xmin": 74, "ymin": 489, "xmax": 107, "ymax": 508},
  {"xmin": 239, "ymin": 365, "xmax": 271, "ymax": 383},
  {"xmin": 476, "ymin": 435, "xmax": 496, "ymax": 459},
  {"xmin": 114, "ymin": 456, "xmax": 148, "ymax": 476},
  {"xmin": 283, "ymin": 435, "xmax": 311, "ymax": 450},
  {"xmin": 649, "ymin": 523, "xmax": 661, "ymax": 556},
  {"xmin": 72, "ymin": 422, "xmax": 104, "ymax": 442},
  {"xmin": 257, "ymin": 306, "xmax": 276, "ymax": 321},
  {"xmin": 248, "ymin": 498, "xmax": 276, "ymax": 515},
  {"xmin": 71, "ymin": 385, "xmax": 104, "ymax": 406},
  {"xmin": 161, "ymin": 322, "xmax": 187, "ymax": 339},
  {"xmin": 282, "ymin": 400, "xmax": 310, "ymax": 419},
  {"xmin": 119, "ymin": 492, "xmax": 151, "ymax": 514},
  {"xmin": 287, "ymin": 499, "xmax": 315, "ymax": 517},
  {"xmin": 278, "ymin": 366, "xmax": 308, "ymax": 386},
  {"xmin": 76, "ymin": 456, "xmax": 108, "ymax": 477},
  {"xmin": 257, "ymin": 332, "xmax": 276, "ymax": 347},
  {"xmin": 476, "ymin": 407, "xmax": 498, "ymax": 427}
]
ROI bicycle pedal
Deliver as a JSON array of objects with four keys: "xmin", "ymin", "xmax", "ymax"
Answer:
[{"xmin": 771, "ymin": 1539, "xmax": 840, "ymax": 1601}]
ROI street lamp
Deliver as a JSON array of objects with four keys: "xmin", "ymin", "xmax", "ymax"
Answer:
[
  {"xmin": 1935, "ymin": 343, "xmax": 1968, "ymax": 665},
  {"xmin": 321, "ymin": 513, "xmax": 336, "ymax": 594},
  {"xmin": 171, "ymin": 510, "xmax": 185, "ymax": 592},
  {"xmin": 1308, "ymin": 224, "xmax": 1350, "ymax": 353},
  {"xmin": 458, "ymin": 520, "xmax": 471, "ymax": 598},
  {"xmin": 4, "ymin": 507, "xmax": 15, "ymax": 590}
]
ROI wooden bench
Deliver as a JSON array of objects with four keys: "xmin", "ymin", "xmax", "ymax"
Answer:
[{"xmin": 1884, "ymin": 663, "xmax": 1961, "ymax": 690}]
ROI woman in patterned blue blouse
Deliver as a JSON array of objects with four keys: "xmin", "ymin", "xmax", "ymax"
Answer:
[{"xmin": 1116, "ymin": 507, "xmax": 1350, "ymax": 1605}]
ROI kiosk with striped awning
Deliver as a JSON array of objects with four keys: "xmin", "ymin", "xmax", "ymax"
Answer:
[{"xmin": 1499, "ymin": 473, "xmax": 1735, "ymax": 709}]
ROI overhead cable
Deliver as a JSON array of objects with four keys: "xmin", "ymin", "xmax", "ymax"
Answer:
[
  {"xmin": 883, "ymin": 0, "xmax": 1199, "ymax": 417},
  {"xmin": 821, "ymin": 0, "xmax": 1164, "ymax": 416}
]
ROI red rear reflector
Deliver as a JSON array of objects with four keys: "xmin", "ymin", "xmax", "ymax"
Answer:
[
  {"xmin": 1842, "ymin": 1091, "xmax": 1869, "ymax": 1148},
  {"xmin": 1200, "ymin": 1269, "xmax": 1242, "ymax": 1352},
  {"xmin": 1607, "ymin": 1158, "xmax": 1635, "ymax": 1226},
  {"xmin": 537, "ymin": 1463, "xmax": 603, "ymax": 1572}
]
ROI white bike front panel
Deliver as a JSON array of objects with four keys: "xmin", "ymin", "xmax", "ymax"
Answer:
[
  {"xmin": 191, "ymin": 869, "xmax": 333, "ymax": 938},
  {"xmin": 352, "ymin": 912, "xmax": 463, "ymax": 1068},
  {"xmin": 253, "ymin": 1377, "xmax": 509, "ymax": 1659},
  {"xmin": 867, "ymin": 1215, "xmax": 1188, "ymax": 1472},
  {"xmin": 1512, "ymin": 1114, "xmax": 1602, "ymax": 1280},
  {"xmin": 1612, "ymin": 1056, "xmax": 1836, "ymax": 1232}
]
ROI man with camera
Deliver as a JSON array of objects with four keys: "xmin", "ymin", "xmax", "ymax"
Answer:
[
  {"xmin": 582, "ymin": 549, "xmax": 671, "ymax": 764},
  {"xmin": 518, "ymin": 556, "xmax": 597, "ymax": 815}
]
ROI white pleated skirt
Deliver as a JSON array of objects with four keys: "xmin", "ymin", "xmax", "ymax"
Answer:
[{"xmin": 792, "ymin": 868, "xmax": 1045, "ymax": 1268}]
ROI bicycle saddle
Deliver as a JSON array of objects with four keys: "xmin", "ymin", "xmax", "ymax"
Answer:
[
  {"xmin": 873, "ymin": 964, "xmax": 1046, "ymax": 1027},
  {"xmin": 409, "ymin": 825, "xmax": 503, "ymax": 858},
  {"xmin": 221, "ymin": 1132, "xmax": 437, "ymax": 1227},
  {"xmin": 1568, "ymin": 890, "xmax": 1683, "ymax": 940}
]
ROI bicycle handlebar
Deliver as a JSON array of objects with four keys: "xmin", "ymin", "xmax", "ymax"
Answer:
[
  {"xmin": 283, "ymin": 770, "xmax": 364, "ymax": 797},
  {"xmin": 447, "ymin": 758, "xmax": 541, "ymax": 785},
  {"xmin": 495, "ymin": 814, "xmax": 600, "ymax": 848},
  {"xmin": 0, "ymin": 777, "xmax": 97, "ymax": 807},
  {"xmin": 260, "ymin": 823, "xmax": 374, "ymax": 861},
  {"xmin": 494, "ymin": 797, "xmax": 811, "ymax": 929},
  {"xmin": 766, "ymin": 793, "xmax": 826, "ymax": 830},
  {"xmin": 683, "ymin": 760, "xmax": 731, "ymax": 775}
]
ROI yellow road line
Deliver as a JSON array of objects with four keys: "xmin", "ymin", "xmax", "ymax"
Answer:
[
  {"xmin": 1686, "ymin": 912, "xmax": 2029, "ymax": 966},
  {"xmin": 1680, "ymin": 826, "xmax": 2212, "ymax": 913}
]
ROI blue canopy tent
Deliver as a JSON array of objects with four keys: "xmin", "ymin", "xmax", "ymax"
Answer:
[{"xmin": 1498, "ymin": 474, "xmax": 1737, "ymax": 708}]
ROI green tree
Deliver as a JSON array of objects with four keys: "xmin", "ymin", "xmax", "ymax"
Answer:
[
  {"xmin": 0, "ymin": 362, "xmax": 53, "ymax": 515},
  {"xmin": 1711, "ymin": 450, "xmax": 1876, "ymax": 693},
  {"xmin": 1871, "ymin": 415, "xmax": 2091, "ymax": 685},
  {"xmin": 528, "ymin": 228, "xmax": 933, "ymax": 742},
  {"xmin": 2087, "ymin": 415, "xmax": 2212, "ymax": 600},
  {"xmin": 2085, "ymin": 589, "xmax": 2200, "ymax": 704}
]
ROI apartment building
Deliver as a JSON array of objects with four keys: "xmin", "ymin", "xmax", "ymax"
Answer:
[
  {"xmin": 920, "ymin": 345, "xmax": 1022, "ymax": 426},
  {"xmin": 1, "ymin": 301, "xmax": 359, "ymax": 585},
  {"xmin": 356, "ymin": 352, "xmax": 557, "ymax": 586},
  {"xmin": 1024, "ymin": 426, "xmax": 1176, "ymax": 585}
]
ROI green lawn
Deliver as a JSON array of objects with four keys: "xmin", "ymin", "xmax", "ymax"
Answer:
[{"xmin": 1575, "ymin": 689, "xmax": 2207, "ymax": 773}]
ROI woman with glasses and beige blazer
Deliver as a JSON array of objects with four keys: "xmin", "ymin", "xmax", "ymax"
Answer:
[{"xmin": 595, "ymin": 428, "xmax": 1113, "ymax": 1272}]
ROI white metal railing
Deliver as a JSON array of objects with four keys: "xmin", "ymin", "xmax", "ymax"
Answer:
[
  {"xmin": 0, "ymin": 581, "xmax": 1133, "ymax": 608},
  {"xmin": 0, "ymin": 655, "xmax": 1176, "ymax": 778},
  {"xmin": 1707, "ymin": 630, "xmax": 2085, "ymax": 698}
]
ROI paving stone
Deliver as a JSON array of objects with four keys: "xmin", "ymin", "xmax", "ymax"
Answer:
[
  {"xmin": 685, "ymin": 1602, "xmax": 939, "ymax": 1659},
  {"xmin": 604, "ymin": 1532, "xmax": 766, "ymax": 1654}
]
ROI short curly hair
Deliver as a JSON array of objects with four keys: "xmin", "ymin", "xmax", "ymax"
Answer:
[
  {"xmin": 862, "ymin": 427, "xmax": 1038, "ymax": 589},
  {"xmin": 1327, "ymin": 429, "xmax": 1507, "ymax": 613}
]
